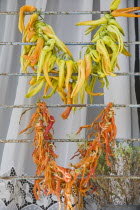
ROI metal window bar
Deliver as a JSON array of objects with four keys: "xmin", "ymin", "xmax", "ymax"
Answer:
[
  {"xmin": 0, "ymin": 9, "xmax": 140, "ymax": 15},
  {"xmin": 0, "ymin": 104, "xmax": 140, "ymax": 108},
  {"xmin": 0, "ymin": 41, "xmax": 140, "ymax": 46},
  {"xmin": 0, "ymin": 10, "xmax": 116, "ymax": 15},
  {"xmin": 0, "ymin": 72, "xmax": 140, "ymax": 76},
  {"xmin": 0, "ymin": 138, "xmax": 140, "ymax": 143},
  {"xmin": 0, "ymin": 9, "xmax": 140, "ymax": 181},
  {"xmin": 0, "ymin": 175, "xmax": 140, "ymax": 180}
]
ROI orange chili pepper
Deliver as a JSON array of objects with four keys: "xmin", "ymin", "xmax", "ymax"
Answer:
[
  {"xmin": 26, "ymin": 30, "xmax": 36, "ymax": 42},
  {"xmin": 61, "ymin": 83, "xmax": 72, "ymax": 119},
  {"xmin": 112, "ymin": 7, "xmax": 140, "ymax": 17},
  {"xmin": 30, "ymin": 37, "xmax": 44, "ymax": 65},
  {"xmin": 18, "ymin": 5, "xmax": 36, "ymax": 33},
  {"xmin": 31, "ymin": 66, "xmax": 37, "ymax": 71},
  {"xmin": 85, "ymin": 54, "xmax": 92, "ymax": 79},
  {"xmin": 85, "ymin": 87, "xmax": 104, "ymax": 96},
  {"xmin": 33, "ymin": 179, "xmax": 43, "ymax": 200}
]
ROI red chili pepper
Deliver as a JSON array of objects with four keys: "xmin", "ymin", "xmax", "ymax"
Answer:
[{"xmin": 44, "ymin": 115, "xmax": 55, "ymax": 140}]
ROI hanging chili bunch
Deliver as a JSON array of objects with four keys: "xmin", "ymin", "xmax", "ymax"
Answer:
[
  {"xmin": 19, "ymin": 101, "xmax": 82, "ymax": 209},
  {"xmin": 18, "ymin": 2, "xmax": 140, "ymax": 120},
  {"xmin": 19, "ymin": 102, "xmax": 59, "ymax": 201},
  {"xmin": 76, "ymin": 0, "xmax": 131, "ymax": 91},
  {"xmin": 19, "ymin": 102, "xmax": 116, "ymax": 209},
  {"xmin": 18, "ymin": 6, "xmax": 104, "ymax": 119},
  {"xmin": 76, "ymin": 102, "xmax": 117, "ymax": 167}
]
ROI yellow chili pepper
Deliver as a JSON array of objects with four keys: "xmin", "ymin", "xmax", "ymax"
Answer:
[
  {"xmin": 48, "ymin": 54, "xmax": 56, "ymax": 70},
  {"xmin": 46, "ymin": 39, "xmax": 56, "ymax": 52},
  {"xmin": 71, "ymin": 59, "xmax": 86, "ymax": 97},
  {"xmin": 37, "ymin": 40, "xmax": 55, "ymax": 80},
  {"xmin": 37, "ymin": 47, "xmax": 49, "ymax": 80},
  {"xmin": 24, "ymin": 13, "xmax": 38, "ymax": 33},
  {"xmin": 85, "ymin": 25, "xmax": 99, "ymax": 35},
  {"xmin": 65, "ymin": 60, "xmax": 74, "ymax": 91},
  {"xmin": 22, "ymin": 29, "xmax": 29, "ymax": 42},
  {"xmin": 50, "ymin": 76, "xmax": 59, "ymax": 80},
  {"xmin": 102, "ymin": 35, "xmax": 119, "ymax": 70},
  {"xmin": 22, "ymin": 46, "xmax": 36, "ymax": 72},
  {"xmin": 27, "ymin": 76, "xmax": 44, "ymax": 93},
  {"xmin": 85, "ymin": 79, "xmax": 103, "ymax": 96},
  {"xmin": 89, "ymin": 77, "xmax": 97, "ymax": 103},
  {"xmin": 89, "ymin": 49, "xmax": 101, "ymax": 63},
  {"xmin": 43, "ymin": 51, "xmax": 53, "ymax": 88},
  {"xmin": 26, "ymin": 78, "xmax": 45, "ymax": 98},
  {"xmin": 43, "ymin": 80, "xmax": 58, "ymax": 99},
  {"xmin": 29, "ymin": 77, "xmax": 37, "ymax": 85},
  {"xmin": 121, "ymin": 47, "xmax": 131, "ymax": 56},
  {"xmin": 57, "ymin": 59, "xmax": 66, "ymax": 91},
  {"xmin": 76, "ymin": 16, "xmax": 107, "ymax": 26},
  {"xmin": 79, "ymin": 85, "xmax": 85, "ymax": 104},
  {"xmin": 107, "ymin": 25, "xmax": 124, "ymax": 53},
  {"xmin": 43, "ymin": 82, "xmax": 50, "ymax": 96},
  {"xmin": 96, "ymin": 39, "xmax": 113, "ymax": 76},
  {"xmin": 108, "ymin": 19, "xmax": 124, "ymax": 35},
  {"xmin": 72, "ymin": 82, "xmax": 78, "ymax": 111},
  {"xmin": 98, "ymin": 77, "xmax": 105, "ymax": 88},
  {"xmin": 57, "ymin": 89, "xmax": 67, "ymax": 104},
  {"xmin": 110, "ymin": 0, "xmax": 120, "ymax": 11}
]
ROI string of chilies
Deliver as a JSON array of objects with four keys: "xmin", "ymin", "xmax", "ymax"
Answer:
[
  {"xmin": 15, "ymin": 1, "xmax": 118, "ymax": 119},
  {"xmin": 19, "ymin": 101, "xmax": 116, "ymax": 210},
  {"xmin": 18, "ymin": 0, "xmax": 140, "ymax": 209},
  {"xmin": 18, "ymin": 1, "xmax": 140, "ymax": 120}
]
